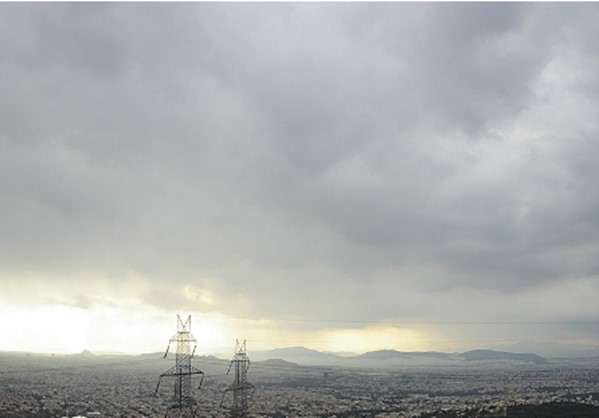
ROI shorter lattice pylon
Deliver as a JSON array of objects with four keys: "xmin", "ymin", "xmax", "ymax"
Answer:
[{"xmin": 221, "ymin": 339, "xmax": 255, "ymax": 418}]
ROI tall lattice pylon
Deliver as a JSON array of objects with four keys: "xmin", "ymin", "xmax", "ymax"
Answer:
[
  {"xmin": 221, "ymin": 339, "xmax": 254, "ymax": 418},
  {"xmin": 155, "ymin": 315, "xmax": 204, "ymax": 418}
]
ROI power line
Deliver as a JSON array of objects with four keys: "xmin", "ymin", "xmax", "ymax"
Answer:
[{"xmin": 221, "ymin": 316, "xmax": 599, "ymax": 326}]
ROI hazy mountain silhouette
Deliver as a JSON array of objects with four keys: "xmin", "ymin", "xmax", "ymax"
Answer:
[
  {"xmin": 252, "ymin": 347, "xmax": 548, "ymax": 366},
  {"xmin": 459, "ymin": 349, "xmax": 547, "ymax": 364},
  {"xmin": 355, "ymin": 349, "xmax": 450, "ymax": 360},
  {"xmin": 2, "ymin": 346, "xmax": 556, "ymax": 367},
  {"xmin": 252, "ymin": 346, "xmax": 340, "ymax": 363},
  {"xmin": 256, "ymin": 358, "xmax": 302, "ymax": 368}
]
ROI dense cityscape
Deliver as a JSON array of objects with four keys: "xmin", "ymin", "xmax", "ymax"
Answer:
[{"xmin": 1, "ymin": 349, "xmax": 598, "ymax": 418}]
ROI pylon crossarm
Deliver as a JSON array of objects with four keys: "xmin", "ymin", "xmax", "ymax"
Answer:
[
  {"xmin": 159, "ymin": 366, "xmax": 179, "ymax": 377},
  {"xmin": 160, "ymin": 370, "xmax": 204, "ymax": 377},
  {"xmin": 190, "ymin": 365, "xmax": 204, "ymax": 374}
]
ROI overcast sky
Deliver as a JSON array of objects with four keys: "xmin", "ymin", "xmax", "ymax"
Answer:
[{"xmin": 1, "ymin": 3, "xmax": 599, "ymax": 356}]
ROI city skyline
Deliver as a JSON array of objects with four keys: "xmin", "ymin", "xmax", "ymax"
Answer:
[{"xmin": 1, "ymin": 3, "xmax": 599, "ymax": 357}]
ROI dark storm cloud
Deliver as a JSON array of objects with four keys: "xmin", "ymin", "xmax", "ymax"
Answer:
[{"xmin": 1, "ymin": 3, "xmax": 599, "ymax": 326}]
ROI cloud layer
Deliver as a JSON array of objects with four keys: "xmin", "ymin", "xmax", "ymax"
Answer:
[{"xmin": 1, "ymin": 3, "xmax": 599, "ymax": 350}]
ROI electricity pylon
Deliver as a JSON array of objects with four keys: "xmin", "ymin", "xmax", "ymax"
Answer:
[
  {"xmin": 222, "ymin": 339, "xmax": 254, "ymax": 418},
  {"xmin": 155, "ymin": 315, "xmax": 204, "ymax": 418}
]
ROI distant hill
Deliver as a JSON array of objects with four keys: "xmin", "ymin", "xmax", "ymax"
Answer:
[
  {"xmin": 252, "ymin": 346, "xmax": 341, "ymax": 364},
  {"xmin": 138, "ymin": 352, "xmax": 165, "ymax": 359},
  {"xmin": 355, "ymin": 349, "xmax": 450, "ymax": 360},
  {"xmin": 253, "ymin": 346, "xmax": 548, "ymax": 366},
  {"xmin": 495, "ymin": 340, "xmax": 599, "ymax": 358},
  {"xmin": 1, "ymin": 347, "xmax": 551, "ymax": 367},
  {"xmin": 256, "ymin": 358, "xmax": 302, "ymax": 368},
  {"xmin": 460, "ymin": 349, "xmax": 547, "ymax": 364},
  {"xmin": 267, "ymin": 346, "xmax": 340, "ymax": 359}
]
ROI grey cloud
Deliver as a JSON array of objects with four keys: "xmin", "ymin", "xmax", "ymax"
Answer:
[{"xmin": 1, "ymin": 3, "xmax": 599, "ymax": 328}]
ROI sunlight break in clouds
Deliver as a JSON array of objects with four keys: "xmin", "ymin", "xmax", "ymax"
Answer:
[
  {"xmin": 0, "ymin": 303, "xmax": 230, "ymax": 355},
  {"xmin": 319, "ymin": 325, "xmax": 431, "ymax": 353},
  {"xmin": 1, "ymin": 3, "xmax": 599, "ymax": 356}
]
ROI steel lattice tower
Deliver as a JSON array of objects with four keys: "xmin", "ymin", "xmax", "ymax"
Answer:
[
  {"xmin": 155, "ymin": 315, "xmax": 204, "ymax": 418},
  {"xmin": 222, "ymin": 339, "xmax": 254, "ymax": 418}
]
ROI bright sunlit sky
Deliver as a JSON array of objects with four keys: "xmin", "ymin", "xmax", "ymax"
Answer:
[{"xmin": 1, "ymin": 3, "xmax": 599, "ymax": 358}]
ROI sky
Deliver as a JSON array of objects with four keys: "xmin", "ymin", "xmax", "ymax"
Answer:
[{"xmin": 1, "ymin": 3, "xmax": 599, "ymax": 357}]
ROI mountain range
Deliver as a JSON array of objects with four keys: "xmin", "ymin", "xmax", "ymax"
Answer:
[
  {"xmin": 248, "ymin": 346, "xmax": 550, "ymax": 366},
  {"xmin": 9, "ymin": 345, "xmax": 596, "ymax": 368}
]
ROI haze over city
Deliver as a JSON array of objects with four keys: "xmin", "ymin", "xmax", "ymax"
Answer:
[{"xmin": 1, "ymin": 3, "xmax": 598, "ymax": 358}]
